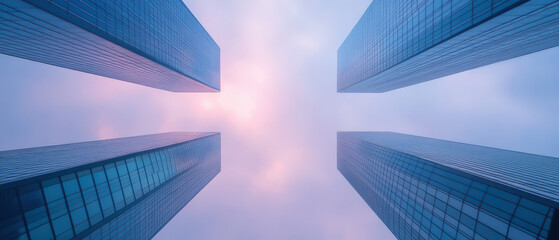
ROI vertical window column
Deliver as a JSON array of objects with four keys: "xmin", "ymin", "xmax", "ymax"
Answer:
[
  {"xmin": 18, "ymin": 183, "xmax": 53, "ymax": 240},
  {"xmin": 135, "ymin": 156, "xmax": 150, "ymax": 195},
  {"xmin": 149, "ymin": 152, "xmax": 164, "ymax": 185},
  {"xmin": 142, "ymin": 155, "xmax": 155, "ymax": 190},
  {"xmin": 104, "ymin": 163, "xmax": 125, "ymax": 211},
  {"xmin": 157, "ymin": 151, "xmax": 171, "ymax": 180},
  {"xmin": 42, "ymin": 177, "xmax": 74, "ymax": 239},
  {"xmin": 126, "ymin": 158, "xmax": 144, "ymax": 200},
  {"xmin": 91, "ymin": 166, "xmax": 115, "ymax": 219},
  {"xmin": 77, "ymin": 170, "xmax": 103, "ymax": 226},
  {"xmin": 0, "ymin": 189, "xmax": 27, "ymax": 239},
  {"xmin": 115, "ymin": 160, "xmax": 135, "ymax": 205},
  {"xmin": 61, "ymin": 173, "xmax": 90, "ymax": 234}
]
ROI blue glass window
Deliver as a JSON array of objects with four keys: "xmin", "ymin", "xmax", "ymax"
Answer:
[
  {"xmin": 104, "ymin": 163, "xmax": 125, "ymax": 211},
  {"xmin": 0, "ymin": 189, "xmax": 27, "ymax": 239},
  {"xmin": 42, "ymin": 177, "xmax": 74, "ymax": 239},
  {"xmin": 18, "ymin": 183, "xmax": 53, "ymax": 240},
  {"xmin": 126, "ymin": 158, "xmax": 143, "ymax": 199},
  {"xmin": 61, "ymin": 173, "xmax": 89, "ymax": 234},
  {"xmin": 77, "ymin": 169, "xmax": 102, "ymax": 225},
  {"xmin": 135, "ymin": 156, "xmax": 149, "ymax": 194},
  {"xmin": 92, "ymin": 166, "xmax": 115, "ymax": 218},
  {"xmin": 142, "ymin": 155, "xmax": 155, "ymax": 190},
  {"xmin": 116, "ymin": 160, "xmax": 135, "ymax": 205}
]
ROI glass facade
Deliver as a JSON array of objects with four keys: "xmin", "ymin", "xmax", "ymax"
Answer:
[
  {"xmin": 0, "ymin": 0, "xmax": 220, "ymax": 92},
  {"xmin": 0, "ymin": 132, "xmax": 220, "ymax": 240},
  {"xmin": 338, "ymin": 0, "xmax": 559, "ymax": 92},
  {"xmin": 338, "ymin": 132, "xmax": 558, "ymax": 240}
]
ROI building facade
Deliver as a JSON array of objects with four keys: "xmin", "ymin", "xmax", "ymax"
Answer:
[
  {"xmin": 0, "ymin": 0, "xmax": 220, "ymax": 92},
  {"xmin": 338, "ymin": 132, "xmax": 558, "ymax": 240},
  {"xmin": 338, "ymin": 0, "xmax": 559, "ymax": 92},
  {"xmin": 0, "ymin": 132, "xmax": 221, "ymax": 240}
]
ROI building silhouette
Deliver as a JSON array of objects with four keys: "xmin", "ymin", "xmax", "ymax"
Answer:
[
  {"xmin": 0, "ymin": 132, "xmax": 221, "ymax": 239},
  {"xmin": 338, "ymin": 132, "xmax": 558, "ymax": 240},
  {"xmin": 0, "ymin": 0, "xmax": 220, "ymax": 92},
  {"xmin": 338, "ymin": 0, "xmax": 559, "ymax": 92}
]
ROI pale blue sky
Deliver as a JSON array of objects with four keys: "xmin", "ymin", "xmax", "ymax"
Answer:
[{"xmin": 1, "ymin": 0, "xmax": 559, "ymax": 239}]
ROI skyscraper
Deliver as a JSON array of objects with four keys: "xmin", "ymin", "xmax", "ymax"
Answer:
[
  {"xmin": 338, "ymin": 132, "xmax": 558, "ymax": 240},
  {"xmin": 0, "ymin": 132, "xmax": 221, "ymax": 240},
  {"xmin": 338, "ymin": 0, "xmax": 559, "ymax": 92},
  {"xmin": 0, "ymin": 0, "xmax": 220, "ymax": 92}
]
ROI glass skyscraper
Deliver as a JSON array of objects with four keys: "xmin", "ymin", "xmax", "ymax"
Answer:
[
  {"xmin": 0, "ymin": 0, "xmax": 220, "ymax": 92},
  {"xmin": 338, "ymin": 0, "xmax": 559, "ymax": 92},
  {"xmin": 338, "ymin": 132, "xmax": 558, "ymax": 240},
  {"xmin": 0, "ymin": 132, "xmax": 221, "ymax": 240}
]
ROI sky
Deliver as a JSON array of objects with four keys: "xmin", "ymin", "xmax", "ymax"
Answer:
[{"xmin": 1, "ymin": 0, "xmax": 559, "ymax": 239}]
